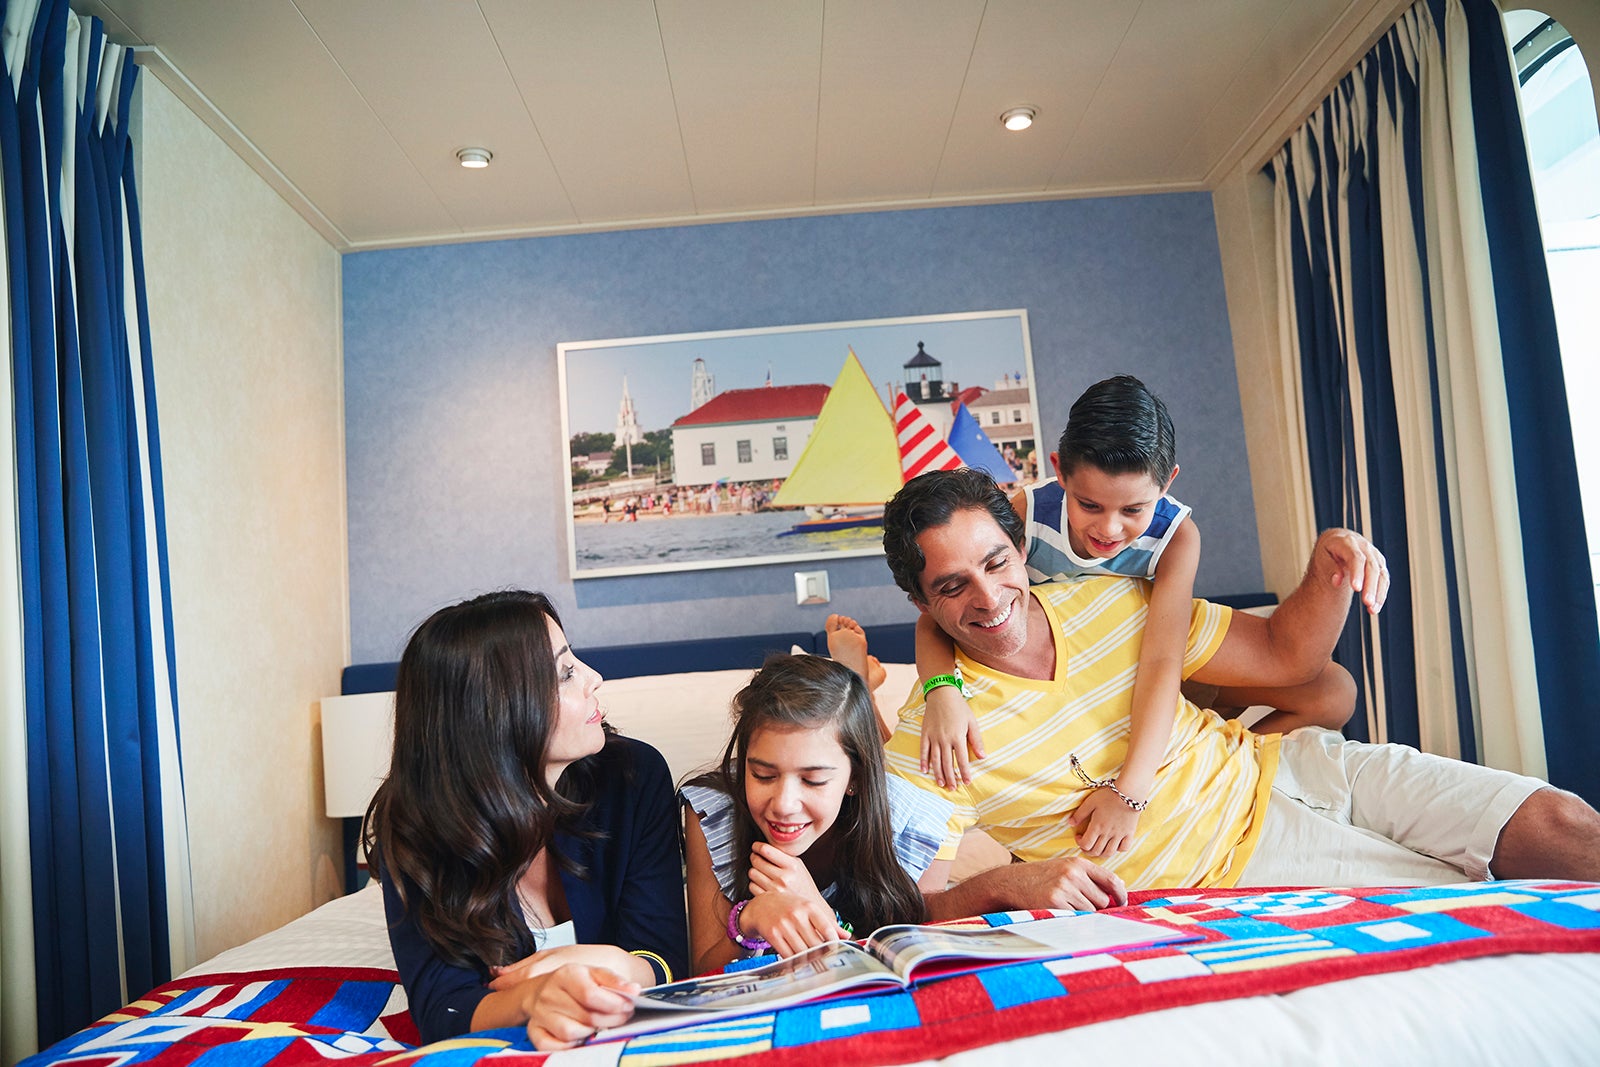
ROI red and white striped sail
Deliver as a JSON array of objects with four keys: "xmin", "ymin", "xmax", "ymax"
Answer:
[{"xmin": 893, "ymin": 391, "xmax": 964, "ymax": 479}]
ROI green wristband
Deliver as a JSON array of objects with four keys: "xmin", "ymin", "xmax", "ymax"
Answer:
[{"xmin": 922, "ymin": 673, "xmax": 963, "ymax": 697}]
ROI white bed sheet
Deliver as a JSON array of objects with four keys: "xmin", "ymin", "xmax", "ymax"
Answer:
[{"xmin": 190, "ymin": 883, "xmax": 1600, "ymax": 1066}]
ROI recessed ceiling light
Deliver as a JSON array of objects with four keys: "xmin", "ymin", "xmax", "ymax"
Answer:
[
  {"xmin": 999, "ymin": 107, "xmax": 1037, "ymax": 132},
  {"xmin": 456, "ymin": 147, "xmax": 492, "ymax": 169}
]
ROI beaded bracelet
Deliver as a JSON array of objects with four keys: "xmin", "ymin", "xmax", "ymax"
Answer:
[
  {"xmin": 1069, "ymin": 753, "xmax": 1149, "ymax": 812},
  {"xmin": 726, "ymin": 899, "xmax": 771, "ymax": 951}
]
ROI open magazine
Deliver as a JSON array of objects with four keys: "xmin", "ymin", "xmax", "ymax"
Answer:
[{"xmin": 601, "ymin": 911, "xmax": 1196, "ymax": 1041}]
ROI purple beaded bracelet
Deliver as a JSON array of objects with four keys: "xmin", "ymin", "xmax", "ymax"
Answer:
[{"xmin": 727, "ymin": 899, "xmax": 771, "ymax": 952}]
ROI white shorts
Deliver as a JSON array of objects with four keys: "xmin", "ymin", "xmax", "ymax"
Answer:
[{"xmin": 1236, "ymin": 727, "xmax": 1546, "ymax": 886}]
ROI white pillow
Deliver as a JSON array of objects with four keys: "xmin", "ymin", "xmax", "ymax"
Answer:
[{"xmin": 600, "ymin": 669, "xmax": 754, "ymax": 785}]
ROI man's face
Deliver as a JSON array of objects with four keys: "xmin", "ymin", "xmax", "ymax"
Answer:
[{"xmin": 913, "ymin": 506, "xmax": 1032, "ymax": 666}]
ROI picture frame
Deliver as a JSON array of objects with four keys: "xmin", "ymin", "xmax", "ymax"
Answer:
[{"xmin": 558, "ymin": 309, "xmax": 1039, "ymax": 579}]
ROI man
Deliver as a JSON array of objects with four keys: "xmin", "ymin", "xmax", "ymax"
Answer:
[{"xmin": 880, "ymin": 469, "xmax": 1600, "ymax": 917}]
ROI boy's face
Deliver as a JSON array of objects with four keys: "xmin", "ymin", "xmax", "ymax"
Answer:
[{"xmin": 1051, "ymin": 454, "xmax": 1176, "ymax": 560}]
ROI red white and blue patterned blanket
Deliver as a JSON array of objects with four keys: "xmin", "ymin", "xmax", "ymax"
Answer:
[{"xmin": 27, "ymin": 880, "xmax": 1600, "ymax": 1067}]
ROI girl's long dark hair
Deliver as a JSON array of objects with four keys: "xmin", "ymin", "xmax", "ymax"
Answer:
[
  {"xmin": 364, "ymin": 590, "xmax": 599, "ymax": 969},
  {"xmin": 690, "ymin": 654, "xmax": 925, "ymax": 932}
]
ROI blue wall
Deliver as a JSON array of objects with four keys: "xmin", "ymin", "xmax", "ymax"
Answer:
[{"xmin": 342, "ymin": 196, "xmax": 1260, "ymax": 663}]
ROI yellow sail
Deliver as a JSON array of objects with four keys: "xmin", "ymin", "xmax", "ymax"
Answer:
[{"xmin": 772, "ymin": 349, "xmax": 903, "ymax": 507}]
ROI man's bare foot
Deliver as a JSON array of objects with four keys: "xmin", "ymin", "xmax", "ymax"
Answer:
[{"xmin": 825, "ymin": 614, "xmax": 873, "ymax": 686}]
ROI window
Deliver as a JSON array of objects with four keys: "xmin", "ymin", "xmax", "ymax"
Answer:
[
  {"xmin": 701, "ymin": 442, "xmax": 715, "ymax": 465},
  {"xmin": 1012, "ymin": 409, "xmax": 1023, "ymax": 423},
  {"xmin": 989, "ymin": 411, "xmax": 1000, "ymax": 425},
  {"xmin": 773, "ymin": 436, "xmax": 788, "ymax": 460},
  {"xmin": 1507, "ymin": 10, "xmax": 1599, "ymax": 620},
  {"xmin": 737, "ymin": 439, "xmax": 752, "ymax": 463}
]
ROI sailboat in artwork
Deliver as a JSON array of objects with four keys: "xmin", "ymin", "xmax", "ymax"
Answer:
[{"xmin": 772, "ymin": 350, "xmax": 902, "ymax": 534}]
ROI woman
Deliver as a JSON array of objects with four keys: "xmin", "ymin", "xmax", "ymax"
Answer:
[{"xmin": 366, "ymin": 591, "xmax": 686, "ymax": 1049}]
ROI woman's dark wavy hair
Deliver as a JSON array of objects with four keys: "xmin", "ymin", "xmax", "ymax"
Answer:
[
  {"xmin": 688, "ymin": 654, "xmax": 925, "ymax": 933},
  {"xmin": 364, "ymin": 589, "xmax": 609, "ymax": 969},
  {"xmin": 1056, "ymin": 374, "xmax": 1177, "ymax": 485}
]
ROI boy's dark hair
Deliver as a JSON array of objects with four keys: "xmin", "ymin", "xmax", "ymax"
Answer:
[
  {"xmin": 882, "ymin": 468, "xmax": 1024, "ymax": 604},
  {"xmin": 1056, "ymin": 374, "xmax": 1176, "ymax": 486}
]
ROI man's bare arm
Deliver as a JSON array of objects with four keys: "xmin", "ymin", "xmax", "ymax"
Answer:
[
  {"xmin": 1193, "ymin": 528, "xmax": 1387, "ymax": 689},
  {"xmin": 916, "ymin": 856, "xmax": 1127, "ymax": 919}
]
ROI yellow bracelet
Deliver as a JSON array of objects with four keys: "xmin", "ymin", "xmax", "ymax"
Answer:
[{"xmin": 629, "ymin": 949, "xmax": 672, "ymax": 984}]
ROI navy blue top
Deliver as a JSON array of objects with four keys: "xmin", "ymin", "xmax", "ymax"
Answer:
[{"xmin": 381, "ymin": 735, "xmax": 688, "ymax": 1043}]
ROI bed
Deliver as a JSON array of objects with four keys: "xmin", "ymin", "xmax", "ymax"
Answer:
[{"xmin": 25, "ymin": 614, "xmax": 1600, "ymax": 1067}]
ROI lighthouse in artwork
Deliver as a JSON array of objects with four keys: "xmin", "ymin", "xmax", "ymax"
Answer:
[{"xmin": 615, "ymin": 375, "xmax": 645, "ymax": 477}]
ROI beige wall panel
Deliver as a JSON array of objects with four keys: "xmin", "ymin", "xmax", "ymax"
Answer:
[
  {"xmin": 1212, "ymin": 166, "xmax": 1310, "ymax": 597},
  {"xmin": 137, "ymin": 76, "xmax": 348, "ymax": 962}
]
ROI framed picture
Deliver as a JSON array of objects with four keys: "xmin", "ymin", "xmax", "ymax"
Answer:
[{"xmin": 558, "ymin": 309, "xmax": 1039, "ymax": 579}]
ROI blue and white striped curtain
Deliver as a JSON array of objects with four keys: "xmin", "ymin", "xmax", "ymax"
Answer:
[
  {"xmin": 1, "ymin": 0, "xmax": 194, "ymax": 1058},
  {"xmin": 1269, "ymin": 0, "xmax": 1599, "ymax": 805}
]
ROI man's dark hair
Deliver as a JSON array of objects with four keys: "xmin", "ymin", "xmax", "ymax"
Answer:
[
  {"xmin": 1056, "ymin": 374, "xmax": 1176, "ymax": 485},
  {"xmin": 882, "ymin": 468, "xmax": 1024, "ymax": 603}
]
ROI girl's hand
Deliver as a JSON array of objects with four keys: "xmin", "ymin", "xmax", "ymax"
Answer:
[
  {"xmin": 513, "ymin": 964, "xmax": 640, "ymax": 1051},
  {"xmin": 920, "ymin": 686, "xmax": 985, "ymax": 788},
  {"xmin": 748, "ymin": 842, "xmax": 829, "ymax": 910},
  {"xmin": 489, "ymin": 944, "xmax": 639, "ymax": 990},
  {"xmin": 1069, "ymin": 788, "xmax": 1142, "ymax": 858},
  {"xmin": 738, "ymin": 890, "xmax": 849, "ymax": 957}
]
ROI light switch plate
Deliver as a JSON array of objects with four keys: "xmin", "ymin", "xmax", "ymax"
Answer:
[{"xmin": 794, "ymin": 570, "xmax": 831, "ymax": 605}]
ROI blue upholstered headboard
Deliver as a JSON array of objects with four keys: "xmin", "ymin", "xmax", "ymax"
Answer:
[{"xmin": 340, "ymin": 594, "xmax": 1273, "ymax": 696}]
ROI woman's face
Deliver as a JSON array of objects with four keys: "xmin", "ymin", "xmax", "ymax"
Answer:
[
  {"xmin": 543, "ymin": 615, "xmax": 607, "ymax": 785},
  {"xmin": 742, "ymin": 723, "xmax": 853, "ymax": 858}
]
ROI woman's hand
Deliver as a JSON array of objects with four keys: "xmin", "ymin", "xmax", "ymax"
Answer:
[
  {"xmin": 736, "ymin": 891, "xmax": 849, "ymax": 958},
  {"xmin": 489, "ymin": 943, "xmax": 646, "ymax": 991},
  {"xmin": 507, "ymin": 964, "xmax": 640, "ymax": 1051}
]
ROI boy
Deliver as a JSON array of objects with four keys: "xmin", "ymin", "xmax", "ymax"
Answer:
[{"xmin": 915, "ymin": 375, "xmax": 1369, "ymax": 858}]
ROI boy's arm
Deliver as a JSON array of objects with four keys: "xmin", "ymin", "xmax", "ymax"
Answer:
[
  {"xmin": 914, "ymin": 614, "xmax": 984, "ymax": 787},
  {"xmin": 1073, "ymin": 520, "xmax": 1197, "ymax": 857},
  {"xmin": 1117, "ymin": 519, "xmax": 1198, "ymax": 801}
]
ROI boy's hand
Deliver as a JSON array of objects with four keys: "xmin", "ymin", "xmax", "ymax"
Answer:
[
  {"xmin": 920, "ymin": 686, "xmax": 985, "ymax": 788},
  {"xmin": 1069, "ymin": 788, "xmax": 1141, "ymax": 858}
]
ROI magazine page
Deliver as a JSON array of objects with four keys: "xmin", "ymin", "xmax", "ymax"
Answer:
[
  {"xmin": 631, "ymin": 940, "xmax": 898, "ymax": 1013},
  {"xmin": 601, "ymin": 941, "xmax": 900, "ymax": 1043},
  {"xmin": 869, "ymin": 913, "xmax": 1196, "ymax": 980}
]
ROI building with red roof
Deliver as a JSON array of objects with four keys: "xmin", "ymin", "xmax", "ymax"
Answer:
[{"xmin": 671, "ymin": 383, "xmax": 828, "ymax": 487}]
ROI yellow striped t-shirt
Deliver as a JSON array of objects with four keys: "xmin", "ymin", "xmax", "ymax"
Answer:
[{"xmin": 885, "ymin": 577, "xmax": 1281, "ymax": 889}]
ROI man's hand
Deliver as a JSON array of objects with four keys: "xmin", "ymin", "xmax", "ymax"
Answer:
[
  {"xmin": 1003, "ymin": 855, "xmax": 1128, "ymax": 911},
  {"xmin": 1314, "ymin": 528, "xmax": 1389, "ymax": 614},
  {"xmin": 1069, "ymin": 788, "xmax": 1140, "ymax": 858}
]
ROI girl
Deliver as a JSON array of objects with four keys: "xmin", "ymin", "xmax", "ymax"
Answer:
[
  {"xmin": 682, "ymin": 654, "xmax": 953, "ymax": 975},
  {"xmin": 366, "ymin": 590, "xmax": 687, "ymax": 1049}
]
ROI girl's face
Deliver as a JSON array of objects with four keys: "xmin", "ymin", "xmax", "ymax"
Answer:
[
  {"xmin": 743, "ymin": 722, "xmax": 853, "ymax": 858},
  {"xmin": 543, "ymin": 615, "xmax": 607, "ymax": 786}
]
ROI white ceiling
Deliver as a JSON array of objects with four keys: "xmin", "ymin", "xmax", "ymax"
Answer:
[{"xmin": 80, "ymin": 0, "xmax": 1404, "ymax": 252}]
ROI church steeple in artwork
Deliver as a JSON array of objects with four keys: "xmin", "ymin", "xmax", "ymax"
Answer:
[{"xmin": 615, "ymin": 375, "xmax": 645, "ymax": 476}]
